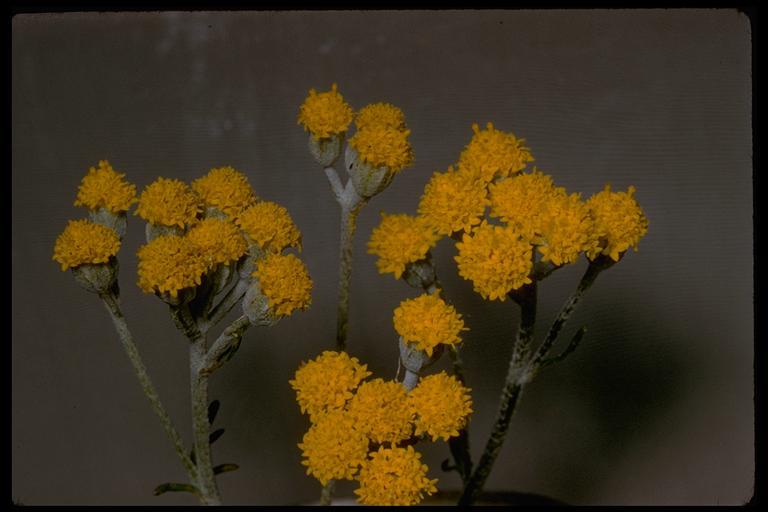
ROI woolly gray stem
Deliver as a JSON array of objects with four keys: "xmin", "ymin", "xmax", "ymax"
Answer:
[
  {"xmin": 200, "ymin": 315, "xmax": 252, "ymax": 375},
  {"xmin": 320, "ymin": 480, "xmax": 335, "ymax": 506},
  {"xmin": 402, "ymin": 369, "xmax": 420, "ymax": 391},
  {"xmin": 323, "ymin": 166, "xmax": 344, "ymax": 202},
  {"xmin": 190, "ymin": 340, "xmax": 222, "ymax": 505},
  {"xmin": 334, "ymin": 183, "xmax": 365, "ymax": 351}
]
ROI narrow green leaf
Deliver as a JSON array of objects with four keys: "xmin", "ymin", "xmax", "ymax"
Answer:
[
  {"xmin": 209, "ymin": 428, "xmax": 225, "ymax": 444},
  {"xmin": 213, "ymin": 463, "xmax": 239, "ymax": 475},
  {"xmin": 208, "ymin": 399, "xmax": 221, "ymax": 425},
  {"xmin": 153, "ymin": 482, "xmax": 201, "ymax": 497}
]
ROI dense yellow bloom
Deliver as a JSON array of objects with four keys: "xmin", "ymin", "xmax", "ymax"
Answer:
[
  {"xmin": 347, "ymin": 379, "xmax": 414, "ymax": 445},
  {"xmin": 367, "ymin": 213, "xmax": 440, "ymax": 279},
  {"xmin": 355, "ymin": 102, "xmax": 406, "ymax": 131},
  {"xmin": 457, "ymin": 122, "xmax": 534, "ymax": 184},
  {"xmin": 137, "ymin": 235, "xmax": 207, "ymax": 298},
  {"xmin": 418, "ymin": 166, "xmax": 488, "ymax": 235},
  {"xmin": 455, "ymin": 221, "xmax": 533, "ymax": 300},
  {"xmin": 134, "ymin": 177, "xmax": 200, "ymax": 228},
  {"xmin": 185, "ymin": 218, "xmax": 247, "ymax": 269},
  {"xmin": 393, "ymin": 294, "xmax": 466, "ymax": 357},
  {"xmin": 586, "ymin": 185, "xmax": 649, "ymax": 261},
  {"xmin": 298, "ymin": 409, "xmax": 370, "ymax": 485},
  {"xmin": 349, "ymin": 124, "xmax": 414, "ymax": 173},
  {"xmin": 298, "ymin": 83, "xmax": 354, "ymax": 139},
  {"xmin": 488, "ymin": 170, "xmax": 562, "ymax": 242},
  {"xmin": 409, "ymin": 372, "xmax": 473, "ymax": 442},
  {"xmin": 252, "ymin": 253, "xmax": 312, "ymax": 317},
  {"xmin": 538, "ymin": 192, "xmax": 600, "ymax": 266},
  {"xmin": 191, "ymin": 166, "xmax": 257, "ymax": 218},
  {"xmin": 74, "ymin": 160, "xmax": 137, "ymax": 213},
  {"xmin": 53, "ymin": 219, "xmax": 121, "ymax": 271},
  {"xmin": 355, "ymin": 446, "xmax": 437, "ymax": 506},
  {"xmin": 290, "ymin": 351, "xmax": 372, "ymax": 420},
  {"xmin": 236, "ymin": 201, "xmax": 302, "ymax": 253}
]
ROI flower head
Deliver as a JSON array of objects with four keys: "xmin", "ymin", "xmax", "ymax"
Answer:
[
  {"xmin": 355, "ymin": 102, "xmax": 407, "ymax": 131},
  {"xmin": 367, "ymin": 213, "xmax": 440, "ymax": 279},
  {"xmin": 458, "ymin": 122, "xmax": 534, "ymax": 184},
  {"xmin": 137, "ymin": 235, "xmax": 207, "ymax": 298},
  {"xmin": 349, "ymin": 124, "xmax": 414, "ymax": 173},
  {"xmin": 418, "ymin": 166, "xmax": 488, "ymax": 236},
  {"xmin": 586, "ymin": 185, "xmax": 649, "ymax": 261},
  {"xmin": 355, "ymin": 446, "xmax": 437, "ymax": 506},
  {"xmin": 298, "ymin": 409, "xmax": 370, "ymax": 485},
  {"xmin": 538, "ymin": 192, "xmax": 600, "ymax": 266},
  {"xmin": 74, "ymin": 160, "xmax": 137, "ymax": 213},
  {"xmin": 191, "ymin": 166, "xmax": 257, "ymax": 218},
  {"xmin": 409, "ymin": 372, "xmax": 473, "ymax": 442},
  {"xmin": 290, "ymin": 351, "xmax": 372, "ymax": 420},
  {"xmin": 53, "ymin": 219, "xmax": 121, "ymax": 271},
  {"xmin": 298, "ymin": 83, "xmax": 354, "ymax": 140},
  {"xmin": 393, "ymin": 294, "xmax": 466, "ymax": 357},
  {"xmin": 488, "ymin": 170, "xmax": 562, "ymax": 242},
  {"xmin": 236, "ymin": 201, "xmax": 302, "ymax": 253},
  {"xmin": 185, "ymin": 218, "xmax": 247, "ymax": 269},
  {"xmin": 454, "ymin": 221, "xmax": 533, "ymax": 300},
  {"xmin": 134, "ymin": 177, "xmax": 200, "ymax": 228},
  {"xmin": 347, "ymin": 379, "xmax": 414, "ymax": 445},
  {"xmin": 252, "ymin": 253, "xmax": 312, "ymax": 317}
]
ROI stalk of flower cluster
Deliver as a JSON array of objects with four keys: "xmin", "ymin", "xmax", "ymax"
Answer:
[
  {"xmin": 99, "ymin": 291, "xmax": 198, "ymax": 483},
  {"xmin": 320, "ymin": 480, "xmax": 335, "ymax": 506}
]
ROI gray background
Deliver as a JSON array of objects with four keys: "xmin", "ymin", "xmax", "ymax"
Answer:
[{"xmin": 12, "ymin": 10, "xmax": 753, "ymax": 505}]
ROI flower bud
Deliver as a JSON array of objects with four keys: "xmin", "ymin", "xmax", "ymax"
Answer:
[
  {"xmin": 242, "ymin": 281, "xmax": 278, "ymax": 327},
  {"xmin": 71, "ymin": 259, "xmax": 118, "ymax": 294},
  {"xmin": 90, "ymin": 208, "xmax": 127, "ymax": 239},
  {"xmin": 402, "ymin": 257, "xmax": 437, "ymax": 291},
  {"xmin": 345, "ymin": 146, "xmax": 394, "ymax": 199},
  {"xmin": 308, "ymin": 133, "xmax": 344, "ymax": 167}
]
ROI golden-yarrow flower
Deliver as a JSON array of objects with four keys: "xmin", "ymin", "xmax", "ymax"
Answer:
[
  {"xmin": 236, "ymin": 201, "xmax": 301, "ymax": 253},
  {"xmin": 185, "ymin": 218, "xmax": 247, "ymax": 269},
  {"xmin": 290, "ymin": 351, "xmax": 372, "ymax": 420},
  {"xmin": 134, "ymin": 177, "xmax": 200, "ymax": 228},
  {"xmin": 393, "ymin": 294, "xmax": 466, "ymax": 357},
  {"xmin": 355, "ymin": 102, "xmax": 406, "ymax": 131},
  {"xmin": 74, "ymin": 160, "xmax": 137, "ymax": 213},
  {"xmin": 53, "ymin": 219, "xmax": 121, "ymax": 271},
  {"xmin": 137, "ymin": 235, "xmax": 207, "ymax": 298},
  {"xmin": 586, "ymin": 185, "xmax": 649, "ymax": 261},
  {"xmin": 409, "ymin": 371, "xmax": 473, "ymax": 442},
  {"xmin": 458, "ymin": 122, "xmax": 534, "ymax": 184},
  {"xmin": 298, "ymin": 83, "xmax": 354, "ymax": 140},
  {"xmin": 538, "ymin": 192, "xmax": 600, "ymax": 266},
  {"xmin": 298, "ymin": 408, "xmax": 370, "ymax": 486},
  {"xmin": 488, "ymin": 170, "xmax": 562, "ymax": 242},
  {"xmin": 349, "ymin": 124, "xmax": 414, "ymax": 173},
  {"xmin": 367, "ymin": 213, "xmax": 440, "ymax": 279},
  {"xmin": 347, "ymin": 379, "xmax": 414, "ymax": 445},
  {"xmin": 252, "ymin": 253, "xmax": 312, "ymax": 317},
  {"xmin": 455, "ymin": 221, "xmax": 533, "ymax": 300},
  {"xmin": 418, "ymin": 166, "xmax": 488, "ymax": 236},
  {"xmin": 191, "ymin": 166, "xmax": 257, "ymax": 218},
  {"xmin": 355, "ymin": 446, "xmax": 438, "ymax": 506}
]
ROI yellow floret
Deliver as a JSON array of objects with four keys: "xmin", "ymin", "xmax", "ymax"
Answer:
[
  {"xmin": 367, "ymin": 213, "xmax": 440, "ymax": 279},
  {"xmin": 134, "ymin": 177, "xmax": 200, "ymax": 228},
  {"xmin": 538, "ymin": 192, "xmax": 600, "ymax": 266},
  {"xmin": 355, "ymin": 102, "xmax": 407, "ymax": 131},
  {"xmin": 458, "ymin": 122, "xmax": 534, "ymax": 184},
  {"xmin": 298, "ymin": 408, "xmax": 370, "ymax": 486},
  {"xmin": 418, "ymin": 166, "xmax": 488, "ymax": 236},
  {"xmin": 185, "ymin": 218, "xmax": 247, "ymax": 269},
  {"xmin": 454, "ymin": 221, "xmax": 533, "ymax": 300},
  {"xmin": 349, "ymin": 124, "xmax": 414, "ymax": 173},
  {"xmin": 488, "ymin": 170, "xmax": 562, "ymax": 242},
  {"xmin": 52, "ymin": 219, "xmax": 121, "ymax": 271},
  {"xmin": 393, "ymin": 294, "xmax": 466, "ymax": 357},
  {"xmin": 74, "ymin": 160, "xmax": 137, "ymax": 213},
  {"xmin": 298, "ymin": 83, "xmax": 354, "ymax": 140},
  {"xmin": 586, "ymin": 185, "xmax": 649, "ymax": 261},
  {"xmin": 236, "ymin": 201, "xmax": 302, "ymax": 253},
  {"xmin": 191, "ymin": 166, "xmax": 257, "ymax": 218},
  {"xmin": 136, "ymin": 235, "xmax": 207, "ymax": 298},
  {"xmin": 408, "ymin": 372, "xmax": 473, "ymax": 442},
  {"xmin": 252, "ymin": 253, "xmax": 312, "ymax": 317},
  {"xmin": 290, "ymin": 351, "xmax": 372, "ymax": 420},
  {"xmin": 347, "ymin": 379, "xmax": 414, "ymax": 445},
  {"xmin": 355, "ymin": 446, "xmax": 438, "ymax": 506}
]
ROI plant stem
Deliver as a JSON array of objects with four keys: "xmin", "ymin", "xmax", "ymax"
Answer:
[
  {"xmin": 190, "ymin": 340, "xmax": 222, "ymax": 505},
  {"xmin": 334, "ymin": 191, "xmax": 364, "ymax": 352},
  {"xmin": 320, "ymin": 480, "xmax": 335, "ymax": 506},
  {"xmin": 447, "ymin": 346, "xmax": 473, "ymax": 484},
  {"xmin": 99, "ymin": 292, "xmax": 197, "ymax": 482},
  {"xmin": 205, "ymin": 278, "xmax": 250, "ymax": 332},
  {"xmin": 200, "ymin": 315, "xmax": 252, "ymax": 375}
]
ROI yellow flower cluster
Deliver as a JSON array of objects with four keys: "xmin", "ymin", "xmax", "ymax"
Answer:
[
  {"xmin": 347, "ymin": 379, "xmax": 414, "ymax": 444},
  {"xmin": 409, "ymin": 372, "xmax": 473, "ymax": 442},
  {"xmin": 418, "ymin": 166, "xmax": 488, "ymax": 235},
  {"xmin": 586, "ymin": 185, "xmax": 649, "ymax": 261},
  {"xmin": 74, "ymin": 160, "xmax": 137, "ymax": 213},
  {"xmin": 252, "ymin": 253, "xmax": 312, "ymax": 317},
  {"xmin": 298, "ymin": 83, "xmax": 355, "ymax": 140},
  {"xmin": 349, "ymin": 124, "xmax": 414, "ymax": 173},
  {"xmin": 355, "ymin": 446, "xmax": 438, "ymax": 506},
  {"xmin": 355, "ymin": 102, "xmax": 406, "ymax": 131},
  {"xmin": 236, "ymin": 201, "xmax": 302, "ymax": 253},
  {"xmin": 191, "ymin": 166, "xmax": 257, "ymax": 218},
  {"xmin": 538, "ymin": 192, "xmax": 599, "ymax": 266},
  {"xmin": 137, "ymin": 235, "xmax": 208, "ymax": 298},
  {"xmin": 458, "ymin": 122, "xmax": 534, "ymax": 184},
  {"xmin": 488, "ymin": 170, "xmax": 560, "ymax": 241},
  {"xmin": 135, "ymin": 177, "xmax": 200, "ymax": 228},
  {"xmin": 185, "ymin": 218, "xmax": 247, "ymax": 269},
  {"xmin": 53, "ymin": 219, "xmax": 121, "ymax": 271},
  {"xmin": 393, "ymin": 294, "xmax": 466, "ymax": 356},
  {"xmin": 367, "ymin": 213, "xmax": 440, "ymax": 279}
]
